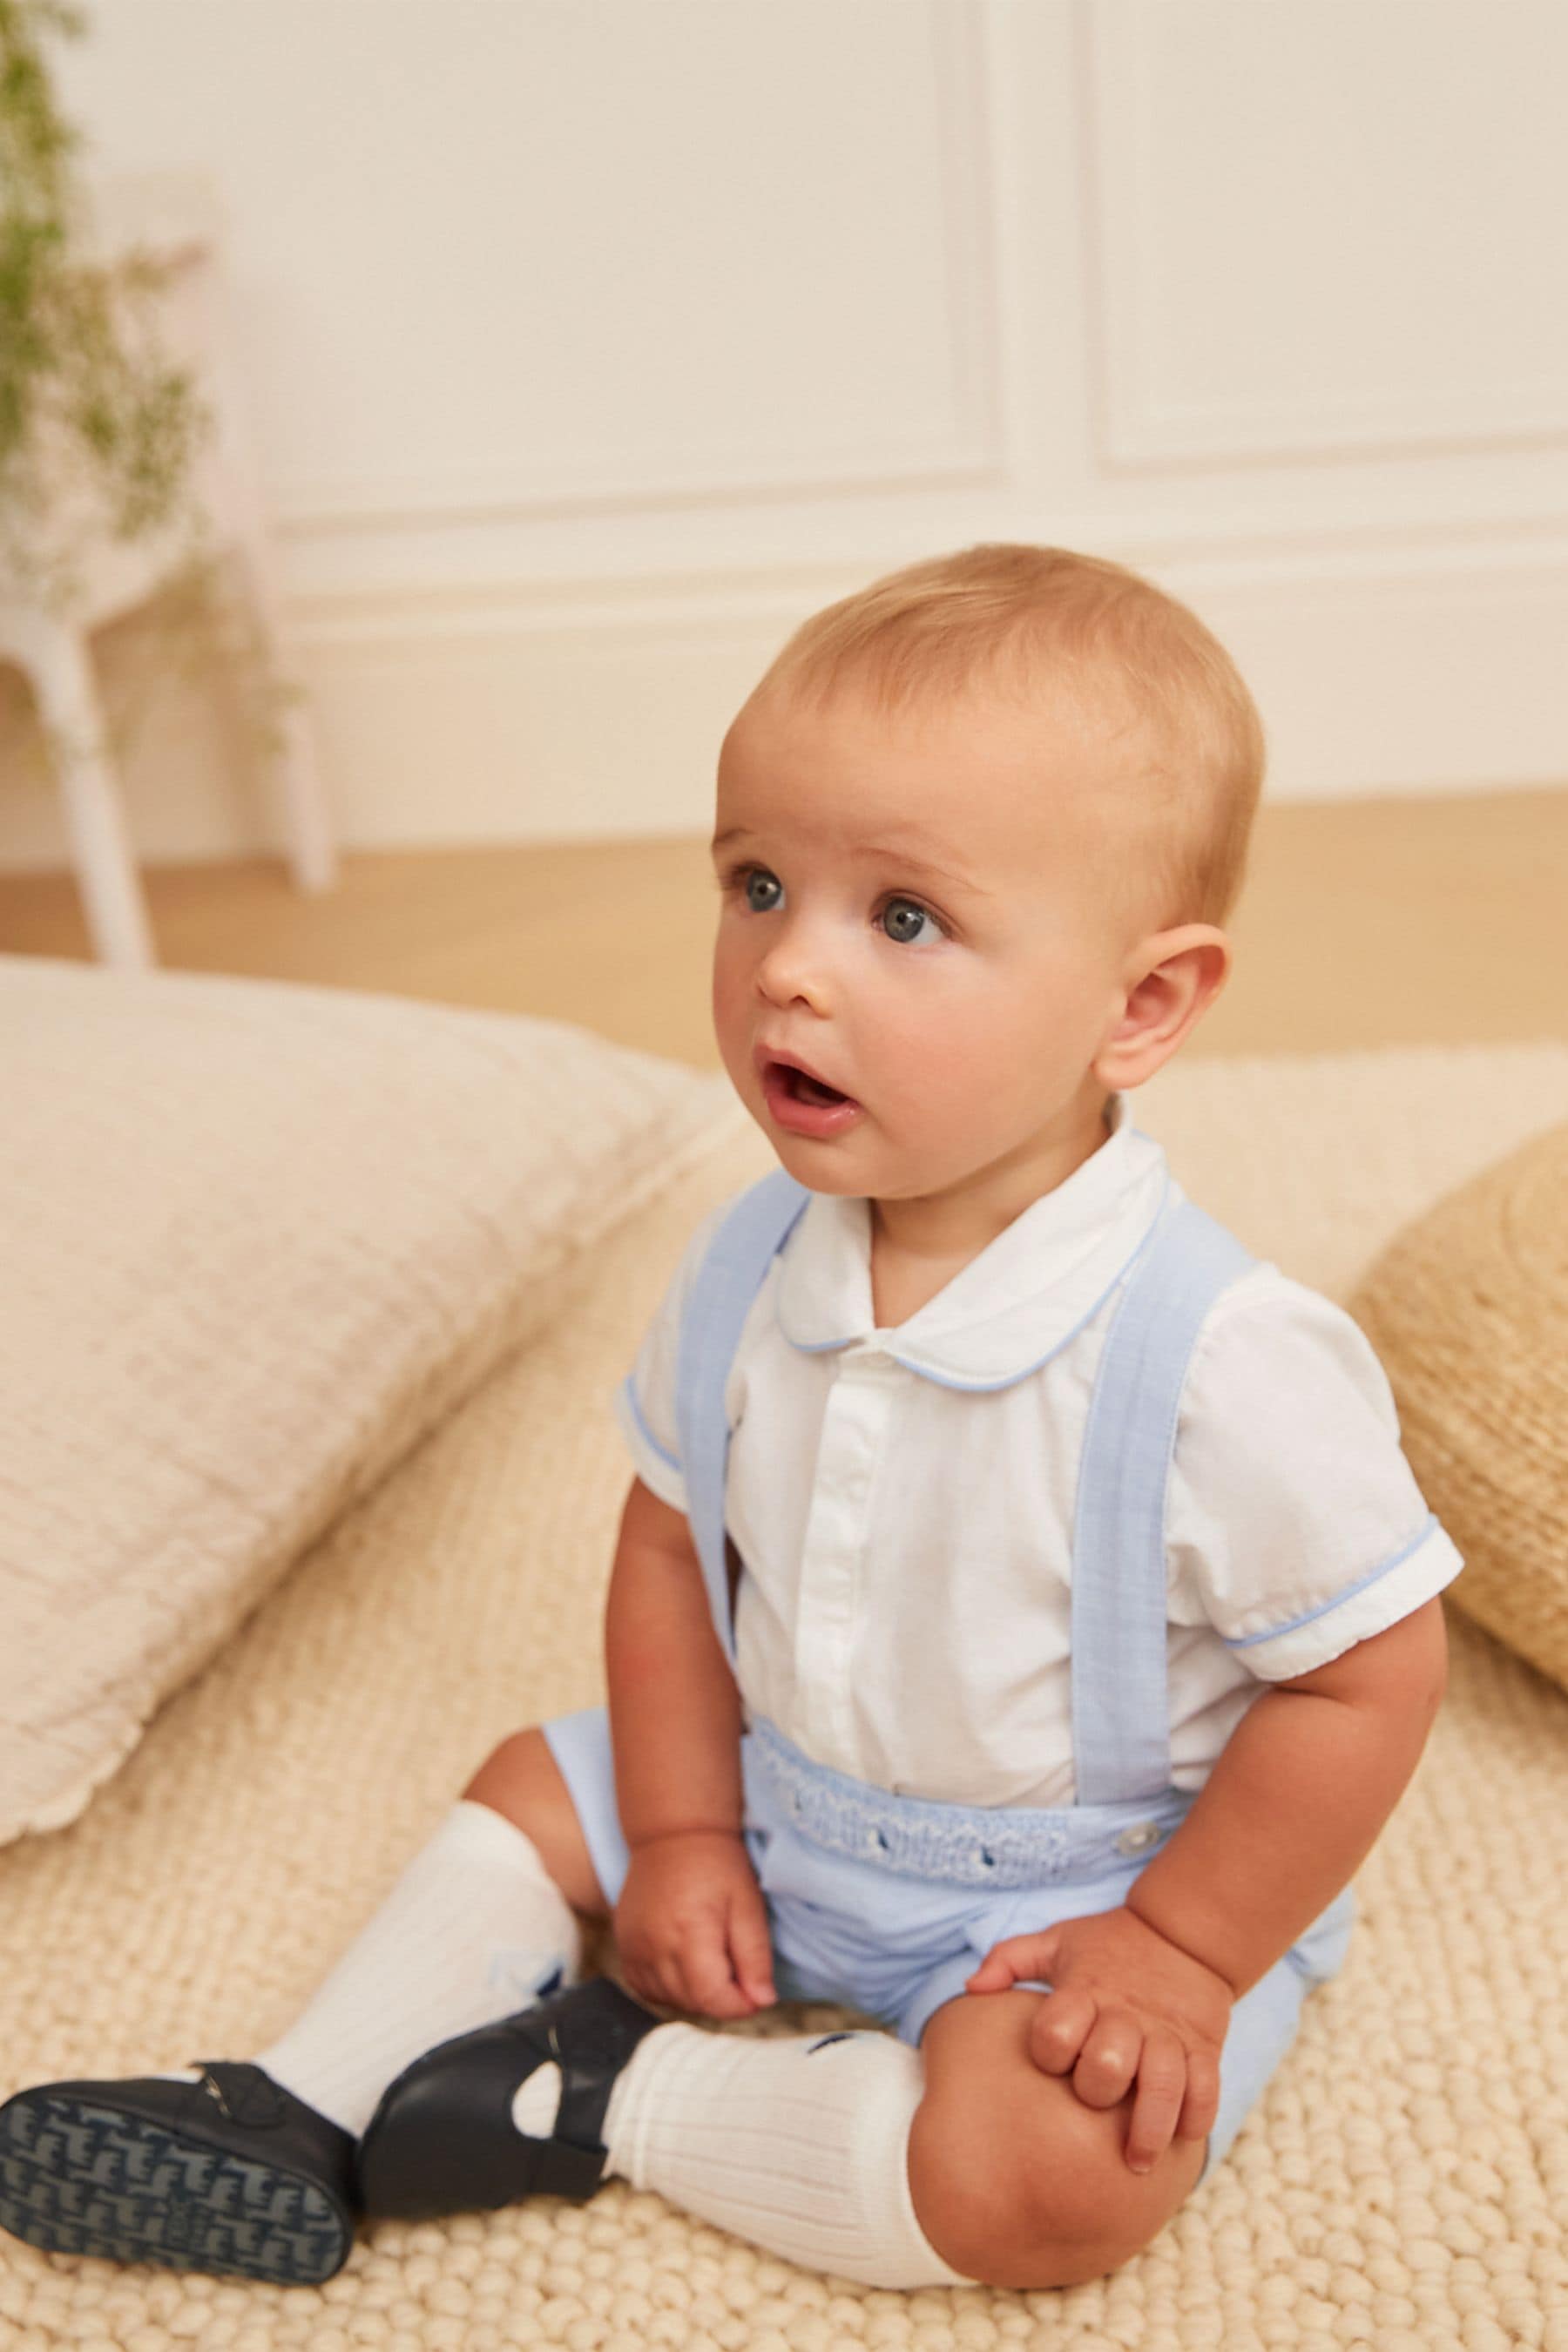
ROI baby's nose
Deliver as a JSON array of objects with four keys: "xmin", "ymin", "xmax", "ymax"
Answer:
[{"xmin": 756, "ymin": 929, "xmax": 835, "ymax": 1010}]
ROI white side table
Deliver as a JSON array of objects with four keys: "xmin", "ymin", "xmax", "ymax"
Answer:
[{"xmin": 0, "ymin": 168, "xmax": 336, "ymax": 970}]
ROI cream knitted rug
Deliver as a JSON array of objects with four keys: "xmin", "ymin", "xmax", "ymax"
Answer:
[{"xmin": 3, "ymin": 1042, "xmax": 1568, "ymax": 2352}]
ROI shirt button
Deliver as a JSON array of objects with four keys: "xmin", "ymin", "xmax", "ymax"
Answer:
[{"xmin": 1116, "ymin": 1821, "xmax": 1161, "ymax": 1856}]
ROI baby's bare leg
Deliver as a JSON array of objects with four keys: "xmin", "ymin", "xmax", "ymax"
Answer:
[
  {"xmin": 463, "ymin": 1727, "xmax": 610, "ymax": 1922},
  {"xmin": 908, "ymin": 1989, "xmax": 1206, "ymax": 2288}
]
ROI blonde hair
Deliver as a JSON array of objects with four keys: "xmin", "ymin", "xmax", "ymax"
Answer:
[{"xmin": 747, "ymin": 542, "xmax": 1266, "ymax": 932}]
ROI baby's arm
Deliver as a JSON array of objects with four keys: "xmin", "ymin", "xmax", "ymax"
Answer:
[
  {"xmin": 1121, "ymin": 1595, "xmax": 1449, "ymax": 1997},
  {"xmin": 604, "ymin": 1475, "xmax": 776, "ymax": 2018},
  {"xmin": 967, "ymin": 1598, "xmax": 1449, "ymax": 2171}
]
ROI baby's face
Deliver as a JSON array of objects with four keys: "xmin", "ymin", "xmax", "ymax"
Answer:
[{"xmin": 711, "ymin": 677, "xmax": 1172, "ymax": 1203}]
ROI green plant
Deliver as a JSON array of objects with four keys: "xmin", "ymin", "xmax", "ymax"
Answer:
[
  {"xmin": 0, "ymin": 0, "xmax": 210, "ymax": 603},
  {"xmin": 0, "ymin": 0, "xmax": 296, "ymax": 793}
]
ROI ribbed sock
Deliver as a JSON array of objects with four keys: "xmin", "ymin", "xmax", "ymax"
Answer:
[
  {"xmin": 513, "ymin": 2020, "xmax": 971, "ymax": 2289},
  {"xmin": 238, "ymin": 1800, "xmax": 582, "ymax": 2137}
]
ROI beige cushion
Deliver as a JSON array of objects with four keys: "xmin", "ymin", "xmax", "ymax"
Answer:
[
  {"xmin": 0, "ymin": 953, "xmax": 734, "ymax": 1845},
  {"xmin": 3, "ymin": 1038, "xmax": 1568, "ymax": 2349},
  {"xmin": 1348, "ymin": 1119, "xmax": 1568, "ymax": 1696}
]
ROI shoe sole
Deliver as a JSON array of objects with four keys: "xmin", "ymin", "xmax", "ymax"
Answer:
[{"xmin": 0, "ymin": 2090, "xmax": 352, "ymax": 2285}]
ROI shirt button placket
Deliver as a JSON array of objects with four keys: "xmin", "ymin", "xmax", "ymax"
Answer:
[{"xmin": 796, "ymin": 1344, "xmax": 896, "ymax": 1767}]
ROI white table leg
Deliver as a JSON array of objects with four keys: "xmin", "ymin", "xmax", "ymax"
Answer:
[
  {"xmin": 185, "ymin": 240, "xmax": 338, "ymax": 895},
  {"xmin": 29, "ymin": 618, "xmax": 157, "ymax": 970},
  {"xmin": 235, "ymin": 539, "xmax": 337, "ymax": 894}
]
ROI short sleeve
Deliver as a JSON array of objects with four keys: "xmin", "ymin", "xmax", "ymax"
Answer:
[
  {"xmin": 609, "ymin": 1198, "xmax": 731, "ymax": 1517},
  {"xmin": 1166, "ymin": 1265, "xmax": 1466, "ymax": 1680}
]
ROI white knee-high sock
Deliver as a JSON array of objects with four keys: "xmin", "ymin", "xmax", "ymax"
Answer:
[
  {"xmin": 515, "ymin": 2023, "xmax": 971, "ymax": 2290},
  {"xmin": 242, "ymin": 1801, "xmax": 582, "ymax": 2137}
]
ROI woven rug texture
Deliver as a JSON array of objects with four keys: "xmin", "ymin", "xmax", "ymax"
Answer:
[{"xmin": 3, "ymin": 1042, "xmax": 1568, "ymax": 2352}]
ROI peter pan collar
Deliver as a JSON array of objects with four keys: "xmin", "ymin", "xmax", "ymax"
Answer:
[{"xmin": 774, "ymin": 1091, "xmax": 1174, "ymax": 1391}]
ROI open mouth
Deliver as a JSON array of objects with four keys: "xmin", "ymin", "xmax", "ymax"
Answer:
[
  {"xmin": 771, "ymin": 1060, "xmax": 853, "ymax": 1107},
  {"xmin": 754, "ymin": 1045, "xmax": 863, "ymax": 1132}
]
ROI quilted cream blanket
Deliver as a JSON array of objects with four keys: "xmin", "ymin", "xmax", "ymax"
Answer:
[{"xmin": 3, "ymin": 1039, "xmax": 1568, "ymax": 2351}]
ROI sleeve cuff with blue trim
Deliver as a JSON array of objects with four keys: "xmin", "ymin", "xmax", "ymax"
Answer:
[
  {"xmin": 612, "ymin": 1370, "xmax": 688, "ymax": 1514},
  {"xmin": 1221, "ymin": 1514, "xmax": 1466, "ymax": 1681}
]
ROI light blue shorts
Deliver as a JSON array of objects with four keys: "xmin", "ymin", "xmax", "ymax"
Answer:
[{"xmin": 542, "ymin": 1705, "xmax": 1355, "ymax": 2187}]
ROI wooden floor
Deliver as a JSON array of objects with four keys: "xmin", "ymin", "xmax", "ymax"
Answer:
[{"xmin": 2, "ymin": 785, "xmax": 1565, "ymax": 1069}]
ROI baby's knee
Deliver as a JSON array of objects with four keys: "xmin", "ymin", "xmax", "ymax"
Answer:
[
  {"xmin": 465, "ymin": 1731, "xmax": 552, "ymax": 1815},
  {"xmin": 462, "ymin": 1727, "xmax": 607, "ymax": 1918},
  {"xmin": 908, "ymin": 2066, "xmax": 1194, "ymax": 2290}
]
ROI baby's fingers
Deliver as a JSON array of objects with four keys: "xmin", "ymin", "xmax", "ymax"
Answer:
[
  {"xmin": 965, "ymin": 1930, "xmax": 1059, "ymax": 1995},
  {"xmin": 1026, "ymin": 1986, "xmax": 1096, "ymax": 2078},
  {"xmin": 1124, "ymin": 2025, "xmax": 1190, "ymax": 2173},
  {"xmin": 1173, "ymin": 2044, "xmax": 1223, "ymax": 2153},
  {"xmin": 726, "ymin": 1884, "xmax": 777, "ymax": 2011},
  {"xmin": 678, "ymin": 1916, "xmax": 753, "ymax": 2018}
]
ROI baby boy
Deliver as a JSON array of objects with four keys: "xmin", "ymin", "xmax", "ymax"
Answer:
[{"xmin": 0, "ymin": 544, "xmax": 1462, "ymax": 2295}]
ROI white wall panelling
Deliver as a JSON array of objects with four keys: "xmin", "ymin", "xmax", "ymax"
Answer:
[
  {"xmin": 1083, "ymin": 0, "xmax": 1568, "ymax": 468},
  {"xmin": 64, "ymin": 0, "xmax": 1010, "ymax": 530},
  {"xmin": 2, "ymin": 0, "xmax": 1564, "ymax": 876}
]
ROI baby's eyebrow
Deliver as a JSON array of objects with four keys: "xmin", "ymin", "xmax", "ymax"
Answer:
[
  {"xmin": 711, "ymin": 827, "xmax": 991, "ymax": 898},
  {"xmin": 856, "ymin": 842, "xmax": 992, "ymax": 897}
]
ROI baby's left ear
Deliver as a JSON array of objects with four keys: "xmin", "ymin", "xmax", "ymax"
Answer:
[
  {"xmin": 1100, "ymin": 927, "xmax": 1233, "ymax": 1087},
  {"xmin": 1147, "ymin": 924, "xmax": 1232, "ymax": 994}
]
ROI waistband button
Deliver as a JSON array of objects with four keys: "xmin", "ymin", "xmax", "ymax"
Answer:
[{"xmin": 1116, "ymin": 1821, "xmax": 1161, "ymax": 1855}]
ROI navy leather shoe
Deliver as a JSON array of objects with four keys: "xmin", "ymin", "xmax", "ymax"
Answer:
[
  {"xmin": 0, "ymin": 2063, "xmax": 357, "ymax": 2284},
  {"xmin": 356, "ymin": 1976, "xmax": 664, "ymax": 2223}
]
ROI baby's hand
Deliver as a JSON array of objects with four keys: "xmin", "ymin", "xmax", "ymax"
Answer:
[
  {"xmin": 965, "ymin": 1906, "xmax": 1233, "ymax": 2173},
  {"xmin": 614, "ymin": 1829, "xmax": 777, "ymax": 2021}
]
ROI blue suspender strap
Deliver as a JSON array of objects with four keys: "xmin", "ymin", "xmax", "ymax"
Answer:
[
  {"xmin": 1070, "ymin": 1189, "xmax": 1258, "ymax": 1808},
  {"xmin": 673, "ymin": 1167, "xmax": 813, "ymax": 1666}
]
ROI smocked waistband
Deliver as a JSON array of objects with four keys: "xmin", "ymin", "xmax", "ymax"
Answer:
[{"xmin": 741, "ymin": 1714, "xmax": 1193, "ymax": 1891}]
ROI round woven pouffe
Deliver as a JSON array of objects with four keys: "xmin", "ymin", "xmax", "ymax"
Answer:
[{"xmin": 1347, "ymin": 1119, "xmax": 1568, "ymax": 1695}]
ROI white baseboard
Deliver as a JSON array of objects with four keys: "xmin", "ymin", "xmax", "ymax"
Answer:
[{"xmin": 2, "ymin": 540, "xmax": 1565, "ymax": 874}]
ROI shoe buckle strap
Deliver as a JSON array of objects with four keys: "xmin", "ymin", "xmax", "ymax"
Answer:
[{"xmin": 195, "ymin": 2062, "xmax": 287, "ymax": 2128}]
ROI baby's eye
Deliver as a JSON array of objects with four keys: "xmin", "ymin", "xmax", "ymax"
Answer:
[
  {"xmin": 880, "ymin": 896, "xmax": 943, "ymax": 947},
  {"xmin": 720, "ymin": 865, "xmax": 943, "ymax": 946},
  {"xmin": 737, "ymin": 867, "xmax": 781, "ymax": 914}
]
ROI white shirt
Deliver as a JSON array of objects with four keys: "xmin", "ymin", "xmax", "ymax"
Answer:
[{"xmin": 613, "ymin": 1092, "xmax": 1464, "ymax": 1808}]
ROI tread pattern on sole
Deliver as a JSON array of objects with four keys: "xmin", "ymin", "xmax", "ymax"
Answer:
[{"xmin": 0, "ymin": 2092, "xmax": 349, "ymax": 2284}]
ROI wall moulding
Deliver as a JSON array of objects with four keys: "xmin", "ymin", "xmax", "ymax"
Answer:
[
  {"xmin": 1078, "ymin": 0, "xmax": 1568, "ymax": 472},
  {"xmin": 273, "ymin": 2, "xmax": 1011, "ymax": 538}
]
